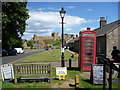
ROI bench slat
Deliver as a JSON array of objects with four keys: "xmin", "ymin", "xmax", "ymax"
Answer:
[{"xmin": 14, "ymin": 63, "xmax": 51, "ymax": 84}]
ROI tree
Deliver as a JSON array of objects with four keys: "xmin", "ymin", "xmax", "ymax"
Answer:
[
  {"xmin": 2, "ymin": 2, "xmax": 29, "ymax": 51},
  {"xmin": 27, "ymin": 40, "xmax": 35, "ymax": 49}
]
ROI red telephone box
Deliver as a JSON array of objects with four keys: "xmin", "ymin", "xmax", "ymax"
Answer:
[{"xmin": 79, "ymin": 27, "xmax": 96, "ymax": 71}]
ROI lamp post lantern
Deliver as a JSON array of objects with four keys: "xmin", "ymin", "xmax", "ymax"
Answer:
[{"xmin": 60, "ymin": 7, "xmax": 66, "ymax": 67}]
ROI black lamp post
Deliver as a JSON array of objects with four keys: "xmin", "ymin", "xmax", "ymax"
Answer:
[{"xmin": 60, "ymin": 7, "xmax": 66, "ymax": 67}]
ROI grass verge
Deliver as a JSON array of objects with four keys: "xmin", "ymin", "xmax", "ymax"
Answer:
[
  {"xmin": 2, "ymin": 68, "xmax": 119, "ymax": 89},
  {"xmin": 17, "ymin": 49, "xmax": 78, "ymax": 63}
]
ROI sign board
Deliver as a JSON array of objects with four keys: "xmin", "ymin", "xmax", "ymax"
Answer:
[
  {"xmin": 56, "ymin": 67, "xmax": 67, "ymax": 75},
  {"xmin": 61, "ymin": 48, "xmax": 64, "ymax": 52},
  {"xmin": 1, "ymin": 64, "xmax": 14, "ymax": 81},
  {"xmin": 91, "ymin": 64, "xmax": 107, "ymax": 85}
]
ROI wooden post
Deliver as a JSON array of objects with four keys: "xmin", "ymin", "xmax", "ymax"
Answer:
[
  {"xmin": 69, "ymin": 59, "xmax": 71, "ymax": 68},
  {"xmin": 103, "ymin": 61, "xmax": 106, "ymax": 90},
  {"xmin": 109, "ymin": 61, "xmax": 112, "ymax": 90},
  {"xmin": 75, "ymin": 75, "xmax": 79, "ymax": 88},
  {"xmin": 49, "ymin": 64, "xmax": 52, "ymax": 83},
  {"xmin": 13, "ymin": 64, "xmax": 17, "ymax": 84}
]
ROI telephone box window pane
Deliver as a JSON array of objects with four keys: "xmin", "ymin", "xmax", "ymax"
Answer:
[
  {"xmin": 84, "ymin": 64, "xmax": 91, "ymax": 66},
  {"xmin": 85, "ymin": 39, "xmax": 93, "ymax": 42},
  {"xmin": 85, "ymin": 53, "xmax": 93, "ymax": 55},
  {"xmin": 86, "ymin": 49, "xmax": 93, "ymax": 52},
  {"xmin": 85, "ymin": 42, "xmax": 93, "ymax": 45},
  {"xmin": 85, "ymin": 46, "xmax": 93, "ymax": 48},
  {"xmin": 85, "ymin": 60, "xmax": 93, "ymax": 63},
  {"xmin": 85, "ymin": 57, "xmax": 93, "ymax": 59}
]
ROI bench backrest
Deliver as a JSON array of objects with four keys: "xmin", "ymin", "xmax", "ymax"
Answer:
[{"xmin": 14, "ymin": 63, "xmax": 51, "ymax": 77}]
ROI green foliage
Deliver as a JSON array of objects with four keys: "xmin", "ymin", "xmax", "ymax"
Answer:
[
  {"xmin": 27, "ymin": 40, "xmax": 35, "ymax": 49},
  {"xmin": 2, "ymin": 2, "xmax": 29, "ymax": 51},
  {"xmin": 43, "ymin": 39, "xmax": 62, "ymax": 48},
  {"xmin": 44, "ymin": 39, "xmax": 54, "ymax": 45},
  {"xmin": 53, "ymin": 39, "xmax": 62, "ymax": 46}
]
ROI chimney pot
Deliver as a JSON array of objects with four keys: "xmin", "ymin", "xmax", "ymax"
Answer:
[
  {"xmin": 87, "ymin": 27, "xmax": 90, "ymax": 30},
  {"xmin": 100, "ymin": 17, "xmax": 106, "ymax": 28}
]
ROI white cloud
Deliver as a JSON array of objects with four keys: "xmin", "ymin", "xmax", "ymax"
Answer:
[
  {"xmin": 24, "ymin": 11, "xmax": 98, "ymax": 39},
  {"xmin": 66, "ymin": 6, "xmax": 75, "ymax": 9},
  {"xmin": 36, "ymin": 8, "xmax": 60, "ymax": 11},
  {"xmin": 66, "ymin": 28, "xmax": 73, "ymax": 31},
  {"xmin": 80, "ymin": 27, "xmax": 95, "ymax": 31},
  {"xmin": 87, "ymin": 8, "xmax": 92, "ymax": 11}
]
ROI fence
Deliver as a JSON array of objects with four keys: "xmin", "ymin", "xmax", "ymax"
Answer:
[{"xmin": 98, "ymin": 55, "xmax": 120, "ymax": 90}]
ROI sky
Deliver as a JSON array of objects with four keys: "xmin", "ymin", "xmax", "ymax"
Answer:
[{"xmin": 22, "ymin": 2, "xmax": 119, "ymax": 40}]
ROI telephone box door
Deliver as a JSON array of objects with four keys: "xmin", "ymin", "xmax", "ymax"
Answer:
[{"xmin": 81, "ymin": 37, "xmax": 96, "ymax": 71}]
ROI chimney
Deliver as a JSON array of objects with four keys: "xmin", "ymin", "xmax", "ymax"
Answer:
[
  {"xmin": 87, "ymin": 27, "xmax": 90, "ymax": 30},
  {"xmin": 100, "ymin": 17, "xmax": 106, "ymax": 28},
  {"xmin": 76, "ymin": 34, "xmax": 78, "ymax": 37}
]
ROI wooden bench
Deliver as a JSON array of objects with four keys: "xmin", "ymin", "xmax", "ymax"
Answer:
[{"xmin": 13, "ymin": 63, "xmax": 52, "ymax": 84}]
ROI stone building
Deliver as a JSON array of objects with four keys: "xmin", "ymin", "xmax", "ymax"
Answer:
[
  {"xmin": 66, "ymin": 17, "xmax": 120, "ymax": 60},
  {"xmin": 94, "ymin": 17, "xmax": 120, "ymax": 59},
  {"xmin": 64, "ymin": 34, "xmax": 74, "ymax": 42},
  {"xmin": 22, "ymin": 39, "xmax": 28, "ymax": 49},
  {"xmin": 66, "ymin": 35, "xmax": 79, "ymax": 53}
]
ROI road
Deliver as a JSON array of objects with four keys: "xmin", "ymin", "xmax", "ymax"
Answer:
[{"xmin": 2, "ymin": 49, "xmax": 46, "ymax": 64}]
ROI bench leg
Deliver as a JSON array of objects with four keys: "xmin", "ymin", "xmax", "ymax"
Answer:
[{"xmin": 14, "ymin": 77, "xmax": 17, "ymax": 84}]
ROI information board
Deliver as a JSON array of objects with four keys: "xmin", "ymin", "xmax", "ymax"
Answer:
[
  {"xmin": 56, "ymin": 67, "xmax": 67, "ymax": 75},
  {"xmin": 91, "ymin": 64, "xmax": 107, "ymax": 85},
  {"xmin": 1, "ymin": 64, "xmax": 14, "ymax": 81}
]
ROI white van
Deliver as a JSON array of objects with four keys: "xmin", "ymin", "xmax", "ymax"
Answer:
[{"xmin": 13, "ymin": 48, "xmax": 24, "ymax": 54}]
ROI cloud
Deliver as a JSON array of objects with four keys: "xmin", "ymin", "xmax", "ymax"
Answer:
[
  {"xmin": 36, "ymin": 8, "xmax": 60, "ymax": 11},
  {"xmin": 80, "ymin": 27, "xmax": 95, "ymax": 31},
  {"xmin": 66, "ymin": 28, "xmax": 73, "ymax": 31},
  {"xmin": 24, "ymin": 11, "xmax": 97, "ymax": 39},
  {"xmin": 66, "ymin": 6, "xmax": 75, "ymax": 9},
  {"xmin": 87, "ymin": 8, "xmax": 92, "ymax": 11}
]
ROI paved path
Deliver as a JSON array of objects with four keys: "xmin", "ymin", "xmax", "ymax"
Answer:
[{"xmin": 46, "ymin": 61, "xmax": 78, "ymax": 68}]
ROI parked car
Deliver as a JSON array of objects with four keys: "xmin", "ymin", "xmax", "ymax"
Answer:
[
  {"xmin": 14, "ymin": 48, "xmax": 24, "ymax": 54},
  {"xmin": 1, "ymin": 49, "xmax": 8, "ymax": 56},
  {"xmin": 9, "ymin": 49, "xmax": 17, "ymax": 55},
  {"xmin": 46, "ymin": 48, "xmax": 49, "ymax": 50},
  {"xmin": 0, "ymin": 49, "xmax": 2, "ymax": 57}
]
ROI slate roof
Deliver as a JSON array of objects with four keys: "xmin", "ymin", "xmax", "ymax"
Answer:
[
  {"xmin": 67, "ymin": 37, "xmax": 79, "ymax": 44},
  {"xmin": 94, "ymin": 20, "xmax": 120, "ymax": 37}
]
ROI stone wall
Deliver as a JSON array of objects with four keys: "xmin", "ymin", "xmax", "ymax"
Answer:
[{"xmin": 106, "ymin": 27, "xmax": 119, "ymax": 59}]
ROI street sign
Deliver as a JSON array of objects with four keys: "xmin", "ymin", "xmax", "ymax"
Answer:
[
  {"xmin": 1, "ymin": 64, "xmax": 14, "ymax": 81},
  {"xmin": 56, "ymin": 67, "xmax": 67, "ymax": 75},
  {"xmin": 61, "ymin": 48, "xmax": 64, "ymax": 52},
  {"xmin": 56, "ymin": 67, "xmax": 67, "ymax": 80}
]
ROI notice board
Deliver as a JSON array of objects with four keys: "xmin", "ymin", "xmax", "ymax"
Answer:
[
  {"xmin": 91, "ymin": 64, "xmax": 107, "ymax": 85},
  {"xmin": 1, "ymin": 64, "xmax": 14, "ymax": 81},
  {"xmin": 56, "ymin": 67, "xmax": 67, "ymax": 75}
]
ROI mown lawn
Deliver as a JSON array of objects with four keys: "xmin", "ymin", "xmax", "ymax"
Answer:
[
  {"xmin": 17, "ymin": 49, "xmax": 78, "ymax": 63},
  {"xmin": 2, "ymin": 69, "xmax": 119, "ymax": 89},
  {"xmin": 24, "ymin": 49, "xmax": 40, "ymax": 53}
]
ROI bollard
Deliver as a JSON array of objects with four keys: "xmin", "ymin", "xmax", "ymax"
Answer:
[
  {"xmin": 75, "ymin": 75, "xmax": 79, "ymax": 88},
  {"xmin": 69, "ymin": 59, "xmax": 71, "ymax": 68}
]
